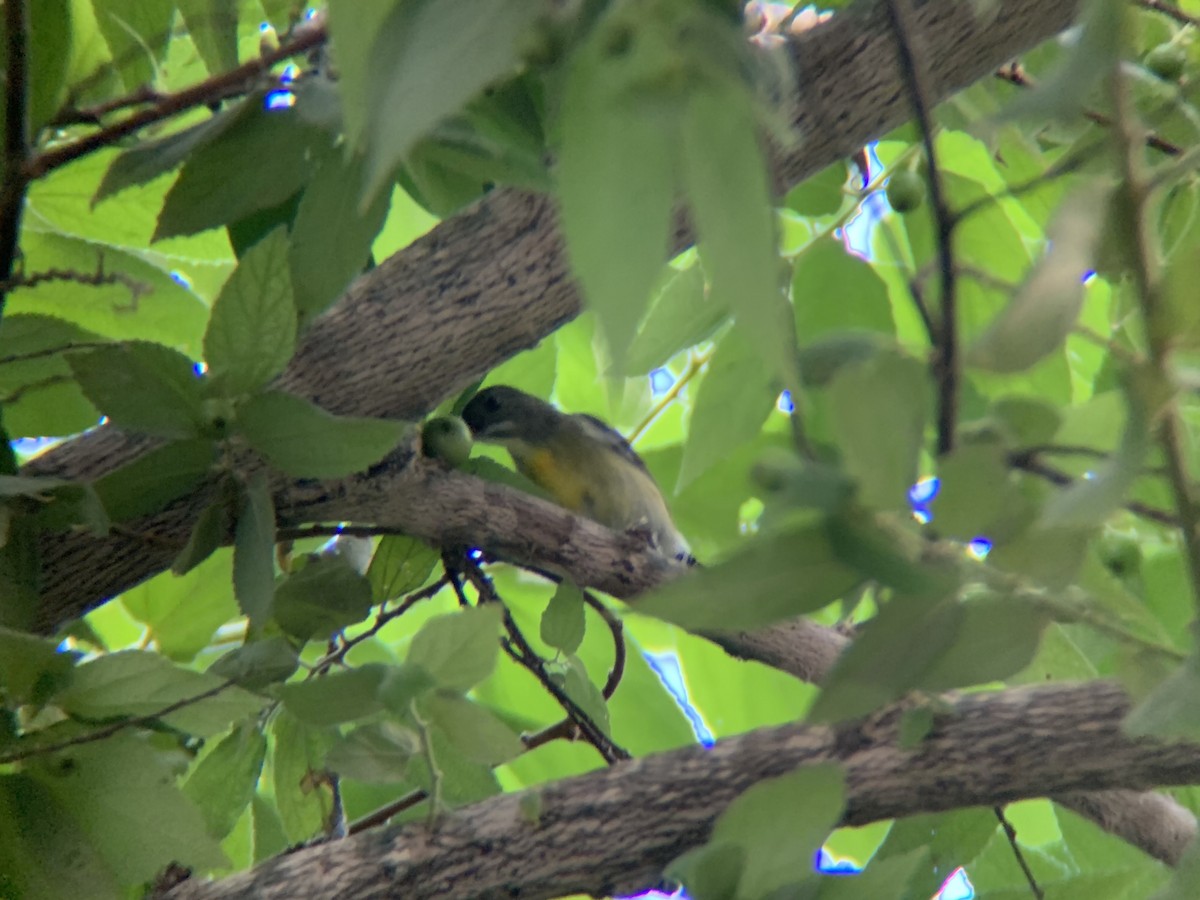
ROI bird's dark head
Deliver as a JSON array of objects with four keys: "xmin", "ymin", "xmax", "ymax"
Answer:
[{"xmin": 461, "ymin": 386, "xmax": 560, "ymax": 443}]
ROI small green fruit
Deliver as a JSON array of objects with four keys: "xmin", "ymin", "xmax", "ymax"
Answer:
[
  {"xmin": 886, "ymin": 170, "xmax": 924, "ymax": 213},
  {"xmin": 1145, "ymin": 43, "xmax": 1186, "ymax": 82},
  {"xmin": 421, "ymin": 416, "xmax": 472, "ymax": 468},
  {"xmin": 1097, "ymin": 529, "xmax": 1141, "ymax": 578}
]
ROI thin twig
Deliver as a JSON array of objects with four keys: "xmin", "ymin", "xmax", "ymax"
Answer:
[
  {"xmin": 993, "ymin": 805, "xmax": 1045, "ymax": 900},
  {"xmin": 0, "ymin": 264, "xmax": 153, "ymax": 297},
  {"xmin": 1008, "ymin": 450, "xmax": 1178, "ymax": 527},
  {"xmin": 0, "ymin": 679, "xmax": 235, "ymax": 764},
  {"xmin": 1109, "ymin": 65, "xmax": 1200, "ymax": 607},
  {"xmin": 48, "ymin": 84, "xmax": 166, "ymax": 128},
  {"xmin": 24, "ymin": 23, "xmax": 328, "ymax": 181},
  {"xmin": 886, "ymin": 0, "xmax": 958, "ymax": 455},
  {"xmin": 0, "ymin": 0, "xmax": 31, "ymax": 310}
]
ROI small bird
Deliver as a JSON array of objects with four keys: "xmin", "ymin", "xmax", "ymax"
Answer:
[{"xmin": 461, "ymin": 386, "xmax": 692, "ymax": 562}]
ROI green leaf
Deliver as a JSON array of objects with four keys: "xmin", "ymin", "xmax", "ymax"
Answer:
[
  {"xmin": 933, "ymin": 439, "xmax": 1018, "ymax": 540},
  {"xmin": 236, "ymin": 391, "xmax": 405, "ymax": 478},
  {"xmin": 376, "ymin": 663, "xmax": 439, "ymax": 714},
  {"xmin": 796, "ymin": 332, "xmax": 888, "ymax": 387},
  {"xmin": 556, "ymin": 654, "xmax": 611, "ymax": 737},
  {"xmin": 27, "ymin": 734, "xmax": 228, "ymax": 884},
  {"xmin": 67, "ymin": 342, "xmax": 206, "ymax": 439},
  {"xmin": 420, "ymin": 692, "xmax": 523, "ymax": 766},
  {"xmin": 827, "ymin": 350, "xmax": 928, "ymax": 512},
  {"xmin": 711, "ymin": 764, "xmax": 845, "ymax": 899},
  {"xmin": 0, "ymin": 774, "xmax": 121, "ymax": 899},
  {"xmin": 915, "ymin": 592, "xmax": 1051, "ymax": 692},
  {"xmin": 786, "ymin": 162, "xmax": 850, "ymax": 218},
  {"xmin": 95, "ymin": 105, "xmax": 243, "ymax": 204},
  {"xmin": 872, "ymin": 808, "xmax": 998, "ymax": 899},
  {"xmin": 669, "ymin": 843, "xmax": 745, "ymax": 900},
  {"xmin": 0, "ymin": 313, "xmax": 104, "ymax": 438},
  {"xmin": 208, "ymin": 637, "xmax": 299, "ymax": 689},
  {"xmin": 28, "ymin": 0, "xmax": 71, "ymax": 134},
  {"xmin": 90, "ymin": 0, "xmax": 172, "ymax": 92},
  {"xmin": 326, "ymin": 721, "xmax": 420, "ymax": 783},
  {"xmin": 279, "ymin": 665, "xmax": 389, "ymax": 726},
  {"xmin": 967, "ymin": 186, "xmax": 1107, "ymax": 373},
  {"xmin": 270, "ymin": 709, "xmax": 336, "ymax": 843},
  {"xmin": 636, "ymin": 521, "xmax": 861, "ymax": 632},
  {"xmin": 0, "ymin": 627, "xmax": 78, "ymax": 706},
  {"xmin": 362, "ymin": 0, "xmax": 541, "ymax": 199},
  {"xmin": 176, "ymin": 0, "xmax": 238, "ymax": 75},
  {"xmin": 273, "ymin": 554, "xmax": 374, "ymax": 642},
  {"xmin": 557, "ymin": 9, "xmax": 677, "ymax": 372},
  {"xmin": 233, "ymin": 473, "xmax": 276, "ymax": 627},
  {"xmin": 678, "ymin": 326, "xmax": 775, "ymax": 490},
  {"xmin": 793, "ymin": 237, "xmax": 896, "ymax": 340},
  {"xmin": 624, "ymin": 262, "xmax": 727, "ymax": 375},
  {"xmin": 93, "ymin": 439, "xmax": 215, "ymax": 523},
  {"xmin": 155, "ymin": 97, "xmax": 333, "ymax": 240},
  {"xmin": 203, "ymin": 227, "xmax": 296, "ymax": 396},
  {"xmin": 182, "ymin": 721, "xmax": 267, "ymax": 840},
  {"xmin": 407, "ymin": 605, "xmax": 503, "ymax": 692},
  {"xmin": 171, "ymin": 490, "xmax": 235, "ymax": 577},
  {"xmin": 367, "ymin": 534, "xmax": 440, "ymax": 604},
  {"xmin": 816, "ymin": 849, "xmax": 927, "ymax": 899},
  {"xmin": 541, "ymin": 579, "xmax": 586, "ymax": 655},
  {"xmin": 289, "ymin": 151, "xmax": 391, "ymax": 324},
  {"xmin": 56, "ymin": 650, "xmax": 266, "ymax": 737},
  {"xmin": 682, "ymin": 80, "xmax": 793, "ymax": 387},
  {"xmin": 1125, "ymin": 654, "xmax": 1200, "ymax": 741},
  {"xmin": 990, "ymin": 395, "xmax": 1062, "ymax": 446}
]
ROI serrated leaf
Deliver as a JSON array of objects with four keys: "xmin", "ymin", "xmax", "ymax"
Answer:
[
  {"xmin": 93, "ymin": 438, "xmax": 215, "ymax": 523},
  {"xmin": 56, "ymin": 650, "xmax": 266, "ymax": 737},
  {"xmin": 273, "ymin": 554, "xmax": 374, "ymax": 642},
  {"xmin": 67, "ymin": 342, "xmax": 206, "ymax": 439},
  {"xmin": 710, "ymin": 764, "xmax": 845, "ymax": 899},
  {"xmin": 208, "ymin": 637, "xmax": 299, "ymax": 689},
  {"xmin": 827, "ymin": 350, "xmax": 928, "ymax": 512},
  {"xmin": 408, "ymin": 605, "xmax": 503, "ymax": 693},
  {"xmin": 420, "ymin": 692, "xmax": 523, "ymax": 766},
  {"xmin": 541, "ymin": 579, "xmax": 585, "ymax": 655},
  {"xmin": 362, "ymin": 0, "xmax": 540, "ymax": 200},
  {"xmin": 682, "ymin": 80, "xmax": 793, "ymax": 387},
  {"xmin": 203, "ymin": 228, "xmax": 296, "ymax": 396},
  {"xmin": 155, "ymin": 98, "xmax": 333, "ymax": 240},
  {"xmin": 289, "ymin": 151, "xmax": 390, "ymax": 324},
  {"xmin": 624, "ymin": 263, "xmax": 726, "ymax": 375},
  {"xmin": 28, "ymin": 734, "xmax": 228, "ymax": 883},
  {"xmin": 678, "ymin": 326, "xmax": 775, "ymax": 490},
  {"xmin": 326, "ymin": 721, "xmax": 419, "ymax": 783},
  {"xmin": 0, "ymin": 313, "xmax": 104, "ymax": 438},
  {"xmin": 182, "ymin": 721, "xmax": 267, "ymax": 840},
  {"xmin": 636, "ymin": 521, "xmax": 861, "ymax": 632},
  {"xmin": 967, "ymin": 186, "xmax": 1107, "ymax": 372},
  {"xmin": 558, "ymin": 12, "xmax": 677, "ymax": 372},
  {"xmin": 233, "ymin": 473, "xmax": 276, "ymax": 627},
  {"xmin": 94, "ymin": 104, "xmax": 243, "ymax": 204},
  {"xmin": 367, "ymin": 534, "xmax": 440, "ymax": 604},
  {"xmin": 0, "ymin": 627, "xmax": 78, "ymax": 706},
  {"xmin": 236, "ymin": 390, "xmax": 404, "ymax": 478},
  {"xmin": 278, "ymin": 665, "xmax": 389, "ymax": 726},
  {"xmin": 29, "ymin": 0, "xmax": 71, "ymax": 134}
]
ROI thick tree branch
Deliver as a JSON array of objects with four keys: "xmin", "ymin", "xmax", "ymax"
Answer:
[
  {"xmin": 0, "ymin": 0, "xmax": 30, "ymax": 304},
  {"xmin": 165, "ymin": 681, "xmax": 1195, "ymax": 900},
  {"xmin": 27, "ymin": 0, "xmax": 1083, "ymax": 628}
]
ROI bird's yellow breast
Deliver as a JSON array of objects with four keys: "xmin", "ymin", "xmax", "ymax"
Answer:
[{"xmin": 516, "ymin": 446, "xmax": 592, "ymax": 514}]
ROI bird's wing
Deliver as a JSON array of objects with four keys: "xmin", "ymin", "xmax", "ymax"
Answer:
[{"xmin": 571, "ymin": 413, "xmax": 652, "ymax": 475}]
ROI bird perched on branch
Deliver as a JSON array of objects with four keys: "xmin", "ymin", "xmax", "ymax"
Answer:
[{"xmin": 462, "ymin": 386, "xmax": 693, "ymax": 563}]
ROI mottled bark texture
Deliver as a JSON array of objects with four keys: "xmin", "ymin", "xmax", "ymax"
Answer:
[{"xmin": 167, "ymin": 682, "xmax": 1198, "ymax": 900}]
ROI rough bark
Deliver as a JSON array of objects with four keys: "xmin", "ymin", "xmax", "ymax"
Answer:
[
  {"xmin": 166, "ymin": 682, "xmax": 1195, "ymax": 900},
  {"xmin": 27, "ymin": 0, "xmax": 1082, "ymax": 629}
]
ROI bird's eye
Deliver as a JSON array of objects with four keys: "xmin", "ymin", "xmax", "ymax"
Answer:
[{"xmin": 483, "ymin": 395, "xmax": 500, "ymax": 412}]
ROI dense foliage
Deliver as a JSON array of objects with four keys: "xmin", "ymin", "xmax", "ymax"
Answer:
[{"xmin": 2, "ymin": 0, "xmax": 1200, "ymax": 897}]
